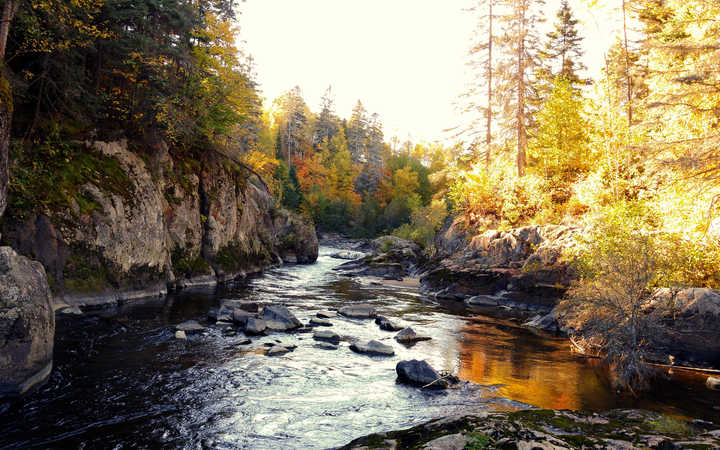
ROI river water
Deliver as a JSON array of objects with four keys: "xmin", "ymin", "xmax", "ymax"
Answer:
[{"xmin": 1, "ymin": 246, "xmax": 718, "ymax": 449}]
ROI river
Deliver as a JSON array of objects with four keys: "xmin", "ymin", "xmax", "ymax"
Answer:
[{"xmin": 1, "ymin": 246, "xmax": 718, "ymax": 448}]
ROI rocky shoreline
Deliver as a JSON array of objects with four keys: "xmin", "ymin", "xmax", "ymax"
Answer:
[{"xmin": 342, "ymin": 409, "xmax": 720, "ymax": 449}]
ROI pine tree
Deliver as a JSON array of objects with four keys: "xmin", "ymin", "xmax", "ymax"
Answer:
[
  {"xmin": 495, "ymin": 0, "xmax": 545, "ymax": 177},
  {"xmin": 274, "ymin": 86, "xmax": 310, "ymax": 167},
  {"xmin": 537, "ymin": 0, "xmax": 587, "ymax": 94},
  {"xmin": 313, "ymin": 86, "xmax": 339, "ymax": 147},
  {"xmin": 347, "ymin": 100, "xmax": 369, "ymax": 163}
]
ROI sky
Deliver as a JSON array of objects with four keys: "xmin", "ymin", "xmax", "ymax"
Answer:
[{"xmin": 238, "ymin": 0, "xmax": 621, "ymax": 144}]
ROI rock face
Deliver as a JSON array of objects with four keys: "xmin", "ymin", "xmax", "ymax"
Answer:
[
  {"xmin": 396, "ymin": 360, "xmax": 447, "ymax": 389},
  {"xmin": 1, "ymin": 140, "xmax": 318, "ymax": 307},
  {"xmin": 0, "ymin": 247, "xmax": 54, "ymax": 398},
  {"xmin": 422, "ymin": 220, "xmax": 579, "ymax": 308}
]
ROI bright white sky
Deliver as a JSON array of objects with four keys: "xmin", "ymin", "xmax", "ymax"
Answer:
[{"xmin": 239, "ymin": 0, "xmax": 621, "ymax": 144}]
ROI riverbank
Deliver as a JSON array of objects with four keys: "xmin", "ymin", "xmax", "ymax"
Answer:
[{"xmin": 342, "ymin": 409, "xmax": 720, "ymax": 449}]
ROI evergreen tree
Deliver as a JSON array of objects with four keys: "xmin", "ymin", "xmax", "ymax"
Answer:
[
  {"xmin": 495, "ymin": 0, "xmax": 546, "ymax": 177},
  {"xmin": 537, "ymin": 0, "xmax": 587, "ymax": 95},
  {"xmin": 313, "ymin": 86, "xmax": 340, "ymax": 147},
  {"xmin": 347, "ymin": 100, "xmax": 369, "ymax": 163}
]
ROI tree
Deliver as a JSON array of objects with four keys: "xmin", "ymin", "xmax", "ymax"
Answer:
[
  {"xmin": 347, "ymin": 100, "xmax": 368, "ymax": 163},
  {"xmin": 313, "ymin": 86, "xmax": 339, "ymax": 147},
  {"xmin": 495, "ymin": 0, "xmax": 545, "ymax": 177},
  {"xmin": 530, "ymin": 76, "xmax": 592, "ymax": 191},
  {"xmin": 537, "ymin": 0, "xmax": 587, "ymax": 95},
  {"xmin": 274, "ymin": 86, "xmax": 310, "ymax": 167}
]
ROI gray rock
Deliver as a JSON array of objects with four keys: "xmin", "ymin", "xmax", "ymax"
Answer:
[
  {"xmin": 232, "ymin": 309, "xmax": 253, "ymax": 326},
  {"xmin": 350, "ymin": 340, "xmax": 394, "ymax": 356},
  {"xmin": 523, "ymin": 311, "xmax": 560, "ymax": 332},
  {"xmin": 175, "ymin": 320, "xmax": 204, "ymax": 334},
  {"xmin": 309, "ymin": 317, "xmax": 333, "ymax": 327},
  {"xmin": 331, "ymin": 250, "xmax": 366, "ymax": 260},
  {"xmin": 313, "ymin": 330, "xmax": 340, "ymax": 344},
  {"xmin": 266, "ymin": 345, "xmax": 291, "ymax": 356},
  {"xmin": 465, "ymin": 295, "xmax": 499, "ymax": 307},
  {"xmin": 175, "ymin": 330, "xmax": 187, "ymax": 340},
  {"xmin": 261, "ymin": 305, "xmax": 302, "ymax": 331},
  {"xmin": 396, "ymin": 360, "xmax": 447, "ymax": 389},
  {"xmin": 207, "ymin": 308, "xmax": 218, "ymax": 321},
  {"xmin": 376, "ymin": 315, "xmax": 403, "ymax": 331},
  {"xmin": 317, "ymin": 310, "xmax": 338, "ymax": 318},
  {"xmin": 58, "ymin": 306, "xmax": 83, "ymax": 316},
  {"xmin": 217, "ymin": 310, "xmax": 233, "ymax": 323},
  {"xmin": 221, "ymin": 299, "xmax": 260, "ymax": 313},
  {"xmin": 422, "ymin": 433, "xmax": 468, "ymax": 449},
  {"xmin": 339, "ymin": 304, "xmax": 377, "ymax": 319},
  {"xmin": 0, "ymin": 247, "xmax": 54, "ymax": 398},
  {"xmin": 237, "ymin": 338, "xmax": 251, "ymax": 345},
  {"xmin": 395, "ymin": 327, "xmax": 432, "ymax": 344},
  {"xmin": 244, "ymin": 318, "xmax": 267, "ymax": 335}
]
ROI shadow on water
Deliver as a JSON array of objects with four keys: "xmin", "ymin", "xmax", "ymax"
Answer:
[{"xmin": 1, "ymin": 246, "xmax": 719, "ymax": 448}]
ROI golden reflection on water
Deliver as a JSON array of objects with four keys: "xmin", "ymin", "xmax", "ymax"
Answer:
[{"xmin": 456, "ymin": 316, "xmax": 611, "ymax": 411}]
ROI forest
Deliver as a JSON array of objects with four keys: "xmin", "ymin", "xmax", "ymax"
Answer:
[{"xmin": 2, "ymin": 0, "xmax": 720, "ymax": 394}]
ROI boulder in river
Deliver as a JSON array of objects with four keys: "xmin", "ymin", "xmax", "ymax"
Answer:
[
  {"xmin": 244, "ymin": 318, "xmax": 267, "ymax": 335},
  {"xmin": 221, "ymin": 299, "xmax": 260, "ymax": 313},
  {"xmin": 313, "ymin": 330, "xmax": 340, "ymax": 344},
  {"xmin": 375, "ymin": 315, "xmax": 403, "ymax": 331},
  {"xmin": 331, "ymin": 250, "xmax": 366, "ymax": 260},
  {"xmin": 396, "ymin": 360, "xmax": 447, "ymax": 389},
  {"xmin": 261, "ymin": 305, "xmax": 302, "ymax": 331},
  {"xmin": 232, "ymin": 309, "xmax": 253, "ymax": 326},
  {"xmin": 317, "ymin": 310, "xmax": 338, "ymax": 318},
  {"xmin": 176, "ymin": 320, "xmax": 204, "ymax": 334},
  {"xmin": 266, "ymin": 345, "xmax": 291, "ymax": 356},
  {"xmin": 0, "ymin": 247, "xmax": 54, "ymax": 399},
  {"xmin": 175, "ymin": 330, "xmax": 187, "ymax": 340},
  {"xmin": 314, "ymin": 342, "xmax": 339, "ymax": 351},
  {"xmin": 350, "ymin": 340, "xmax": 394, "ymax": 356},
  {"xmin": 339, "ymin": 304, "xmax": 377, "ymax": 319},
  {"xmin": 395, "ymin": 327, "xmax": 432, "ymax": 344},
  {"xmin": 309, "ymin": 317, "xmax": 333, "ymax": 327}
]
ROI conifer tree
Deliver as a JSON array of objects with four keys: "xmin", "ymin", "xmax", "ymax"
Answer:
[
  {"xmin": 347, "ymin": 100, "xmax": 368, "ymax": 163},
  {"xmin": 313, "ymin": 86, "xmax": 339, "ymax": 147},
  {"xmin": 537, "ymin": 0, "xmax": 587, "ymax": 94}
]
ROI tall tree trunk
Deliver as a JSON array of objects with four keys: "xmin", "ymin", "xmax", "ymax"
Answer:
[
  {"xmin": 0, "ymin": 0, "xmax": 16, "ymax": 61},
  {"xmin": 486, "ymin": 0, "xmax": 493, "ymax": 171},
  {"xmin": 0, "ymin": 71, "xmax": 11, "ymax": 220},
  {"xmin": 516, "ymin": 2, "xmax": 527, "ymax": 178},
  {"xmin": 622, "ymin": 0, "xmax": 633, "ymax": 127}
]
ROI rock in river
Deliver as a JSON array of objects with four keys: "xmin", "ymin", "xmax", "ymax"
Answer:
[
  {"xmin": 375, "ymin": 315, "xmax": 403, "ymax": 331},
  {"xmin": 175, "ymin": 330, "xmax": 187, "ymax": 340},
  {"xmin": 396, "ymin": 360, "xmax": 448, "ymax": 389},
  {"xmin": 316, "ymin": 310, "xmax": 338, "ymax": 318},
  {"xmin": 309, "ymin": 317, "xmax": 333, "ymax": 327},
  {"xmin": 266, "ymin": 345, "xmax": 291, "ymax": 356},
  {"xmin": 395, "ymin": 327, "xmax": 432, "ymax": 344},
  {"xmin": 313, "ymin": 330, "xmax": 340, "ymax": 344},
  {"xmin": 0, "ymin": 247, "xmax": 55, "ymax": 399},
  {"xmin": 232, "ymin": 309, "xmax": 253, "ymax": 326},
  {"xmin": 339, "ymin": 304, "xmax": 377, "ymax": 319},
  {"xmin": 350, "ymin": 340, "xmax": 394, "ymax": 356},
  {"xmin": 244, "ymin": 318, "xmax": 267, "ymax": 335},
  {"xmin": 175, "ymin": 320, "xmax": 204, "ymax": 334},
  {"xmin": 261, "ymin": 305, "xmax": 302, "ymax": 331}
]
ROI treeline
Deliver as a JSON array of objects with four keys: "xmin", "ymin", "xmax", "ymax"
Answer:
[
  {"xmin": 454, "ymin": 0, "xmax": 720, "ymax": 260},
  {"xmin": 263, "ymin": 86, "xmax": 451, "ymax": 238}
]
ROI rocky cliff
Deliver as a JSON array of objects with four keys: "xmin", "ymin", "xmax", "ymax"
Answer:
[
  {"xmin": 1, "ymin": 140, "xmax": 317, "ymax": 308},
  {"xmin": 422, "ymin": 216, "xmax": 578, "ymax": 308}
]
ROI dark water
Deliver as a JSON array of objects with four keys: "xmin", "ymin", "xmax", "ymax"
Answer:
[{"xmin": 1, "ymin": 246, "xmax": 719, "ymax": 449}]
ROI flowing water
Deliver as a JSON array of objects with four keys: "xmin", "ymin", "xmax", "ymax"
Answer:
[{"xmin": 1, "ymin": 246, "xmax": 719, "ymax": 449}]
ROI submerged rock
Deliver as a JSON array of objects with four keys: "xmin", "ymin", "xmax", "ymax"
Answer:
[
  {"xmin": 313, "ymin": 330, "xmax": 340, "ymax": 344},
  {"xmin": 395, "ymin": 327, "xmax": 432, "ymax": 344},
  {"xmin": 175, "ymin": 320, "xmax": 204, "ymax": 334},
  {"xmin": 314, "ymin": 342, "xmax": 339, "ymax": 351},
  {"xmin": 58, "ymin": 306, "xmax": 83, "ymax": 316},
  {"xmin": 339, "ymin": 304, "xmax": 377, "ymax": 319},
  {"xmin": 375, "ymin": 315, "xmax": 403, "ymax": 331},
  {"xmin": 350, "ymin": 340, "xmax": 394, "ymax": 356},
  {"xmin": 261, "ymin": 305, "xmax": 302, "ymax": 331},
  {"xmin": 396, "ymin": 360, "xmax": 447, "ymax": 389}
]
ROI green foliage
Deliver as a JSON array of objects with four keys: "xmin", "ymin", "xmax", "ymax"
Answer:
[
  {"xmin": 5, "ymin": 135, "xmax": 133, "ymax": 222},
  {"xmin": 171, "ymin": 246, "xmax": 211, "ymax": 278},
  {"xmin": 392, "ymin": 199, "xmax": 448, "ymax": 247},
  {"xmin": 274, "ymin": 163, "xmax": 303, "ymax": 211},
  {"xmin": 465, "ymin": 432, "xmax": 493, "ymax": 450}
]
